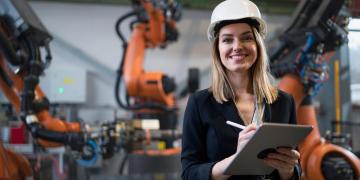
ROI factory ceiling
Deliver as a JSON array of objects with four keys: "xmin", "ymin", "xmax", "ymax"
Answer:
[
  {"xmin": 30, "ymin": 0, "xmax": 360, "ymax": 17},
  {"xmin": 31, "ymin": 0, "xmax": 300, "ymax": 14}
]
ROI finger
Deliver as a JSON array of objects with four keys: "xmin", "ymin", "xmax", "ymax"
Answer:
[
  {"xmin": 239, "ymin": 124, "xmax": 257, "ymax": 136},
  {"xmin": 267, "ymin": 153, "xmax": 298, "ymax": 167},
  {"xmin": 248, "ymin": 123, "xmax": 258, "ymax": 129},
  {"xmin": 276, "ymin": 148, "xmax": 300, "ymax": 159},
  {"xmin": 264, "ymin": 158, "xmax": 293, "ymax": 172},
  {"xmin": 238, "ymin": 130, "xmax": 256, "ymax": 142}
]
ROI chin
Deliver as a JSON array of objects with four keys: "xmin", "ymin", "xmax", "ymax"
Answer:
[
  {"xmin": 230, "ymin": 67, "xmax": 250, "ymax": 73},
  {"xmin": 235, "ymin": 64, "xmax": 251, "ymax": 70}
]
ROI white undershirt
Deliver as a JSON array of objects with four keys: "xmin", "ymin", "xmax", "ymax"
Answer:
[{"xmin": 251, "ymin": 99, "xmax": 264, "ymax": 126}]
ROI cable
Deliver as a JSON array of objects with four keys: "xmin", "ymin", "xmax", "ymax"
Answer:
[{"xmin": 76, "ymin": 140, "xmax": 98, "ymax": 167}]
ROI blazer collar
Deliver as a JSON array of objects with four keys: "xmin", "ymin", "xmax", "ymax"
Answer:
[
  {"xmin": 212, "ymin": 98, "xmax": 243, "ymax": 127},
  {"xmin": 264, "ymin": 102, "xmax": 271, "ymax": 122}
]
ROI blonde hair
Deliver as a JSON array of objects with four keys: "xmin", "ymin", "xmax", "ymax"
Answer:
[{"xmin": 209, "ymin": 24, "xmax": 278, "ymax": 104}]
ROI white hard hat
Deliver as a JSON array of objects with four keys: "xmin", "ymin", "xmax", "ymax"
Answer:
[{"xmin": 207, "ymin": 0, "xmax": 267, "ymax": 42}]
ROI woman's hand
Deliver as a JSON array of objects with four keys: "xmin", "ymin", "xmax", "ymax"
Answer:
[
  {"xmin": 264, "ymin": 147, "xmax": 300, "ymax": 180},
  {"xmin": 236, "ymin": 123, "xmax": 257, "ymax": 153},
  {"xmin": 211, "ymin": 124, "xmax": 257, "ymax": 180}
]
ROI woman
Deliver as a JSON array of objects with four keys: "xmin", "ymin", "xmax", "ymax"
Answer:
[{"xmin": 181, "ymin": 0, "xmax": 301, "ymax": 179}]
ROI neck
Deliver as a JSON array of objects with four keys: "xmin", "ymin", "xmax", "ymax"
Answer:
[{"xmin": 227, "ymin": 71, "xmax": 253, "ymax": 96}]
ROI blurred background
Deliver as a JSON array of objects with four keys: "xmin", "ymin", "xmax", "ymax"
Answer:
[{"xmin": 1, "ymin": 0, "xmax": 360, "ymax": 179}]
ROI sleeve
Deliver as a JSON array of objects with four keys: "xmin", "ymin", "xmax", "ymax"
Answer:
[
  {"xmin": 181, "ymin": 94, "xmax": 216, "ymax": 180},
  {"xmin": 289, "ymin": 94, "xmax": 297, "ymax": 125},
  {"xmin": 289, "ymin": 94, "xmax": 302, "ymax": 180}
]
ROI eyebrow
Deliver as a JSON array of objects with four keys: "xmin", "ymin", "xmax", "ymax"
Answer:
[{"xmin": 220, "ymin": 31, "xmax": 253, "ymax": 37}]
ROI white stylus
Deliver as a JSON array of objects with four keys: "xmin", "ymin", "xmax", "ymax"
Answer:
[{"xmin": 226, "ymin": 120, "xmax": 246, "ymax": 130}]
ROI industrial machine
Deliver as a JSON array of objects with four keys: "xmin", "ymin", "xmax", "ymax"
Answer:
[
  {"xmin": 113, "ymin": 0, "xmax": 199, "ymax": 175},
  {"xmin": 0, "ymin": 0, "xmax": 185, "ymax": 179},
  {"xmin": 0, "ymin": 0, "xmax": 79, "ymax": 178},
  {"xmin": 114, "ymin": 0, "xmax": 197, "ymax": 141},
  {"xmin": 270, "ymin": 0, "xmax": 360, "ymax": 179},
  {"xmin": 6, "ymin": 0, "xmax": 360, "ymax": 179}
]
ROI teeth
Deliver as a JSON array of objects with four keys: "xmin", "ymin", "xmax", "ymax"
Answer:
[{"xmin": 230, "ymin": 55, "xmax": 245, "ymax": 60}]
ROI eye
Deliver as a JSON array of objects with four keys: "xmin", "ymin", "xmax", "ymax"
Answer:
[
  {"xmin": 241, "ymin": 35, "xmax": 254, "ymax": 42},
  {"xmin": 221, "ymin": 38, "xmax": 233, "ymax": 43}
]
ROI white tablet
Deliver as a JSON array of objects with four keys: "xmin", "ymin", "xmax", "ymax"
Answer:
[{"xmin": 224, "ymin": 123, "xmax": 313, "ymax": 175}]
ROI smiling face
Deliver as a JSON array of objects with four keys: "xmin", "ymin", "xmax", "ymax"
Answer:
[{"xmin": 218, "ymin": 23, "xmax": 258, "ymax": 74}]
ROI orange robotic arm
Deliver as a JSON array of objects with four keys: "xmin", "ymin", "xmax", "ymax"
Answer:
[
  {"xmin": 270, "ymin": 0, "xmax": 360, "ymax": 179},
  {"xmin": 0, "ymin": 1, "xmax": 84, "ymax": 179},
  {"xmin": 0, "ymin": 0, "xmax": 82, "ymax": 148},
  {"xmin": 0, "ymin": 141, "xmax": 32, "ymax": 180},
  {"xmin": 0, "ymin": 53, "xmax": 81, "ymax": 147},
  {"xmin": 115, "ymin": 0, "xmax": 181, "ymax": 111},
  {"xmin": 278, "ymin": 73, "xmax": 360, "ymax": 180},
  {"xmin": 0, "ymin": 1, "xmax": 184, "ymax": 178}
]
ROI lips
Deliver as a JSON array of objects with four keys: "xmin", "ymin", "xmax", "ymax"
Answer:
[{"xmin": 229, "ymin": 54, "xmax": 247, "ymax": 61}]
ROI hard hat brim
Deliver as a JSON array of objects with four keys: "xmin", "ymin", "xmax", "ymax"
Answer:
[{"xmin": 207, "ymin": 17, "xmax": 267, "ymax": 42}]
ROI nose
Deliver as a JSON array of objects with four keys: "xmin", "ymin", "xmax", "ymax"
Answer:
[{"xmin": 233, "ymin": 39, "xmax": 243, "ymax": 52}]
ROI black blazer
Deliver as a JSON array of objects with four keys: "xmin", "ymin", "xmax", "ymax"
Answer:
[{"xmin": 181, "ymin": 89, "xmax": 301, "ymax": 180}]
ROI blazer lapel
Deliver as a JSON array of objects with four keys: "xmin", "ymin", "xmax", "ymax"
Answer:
[
  {"xmin": 212, "ymin": 98, "xmax": 243, "ymax": 133},
  {"xmin": 263, "ymin": 102, "xmax": 272, "ymax": 123}
]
